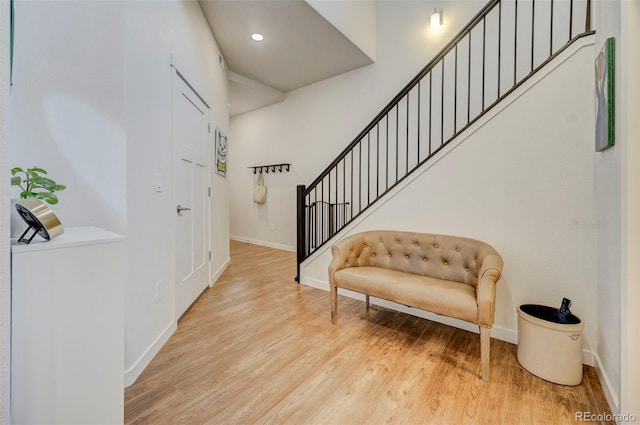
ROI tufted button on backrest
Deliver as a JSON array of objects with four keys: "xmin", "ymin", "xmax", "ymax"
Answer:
[{"xmin": 339, "ymin": 230, "xmax": 497, "ymax": 286}]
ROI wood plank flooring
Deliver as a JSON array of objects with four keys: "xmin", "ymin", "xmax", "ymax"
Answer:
[{"xmin": 125, "ymin": 240, "xmax": 613, "ymax": 425}]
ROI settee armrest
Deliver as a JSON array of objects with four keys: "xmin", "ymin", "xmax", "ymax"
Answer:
[
  {"xmin": 476, "ymin": 253, "xmax": 504, "ymax": 327},
  {"xmin": 328, "ymin": 234, "xmax": 364, "ymax": 286}
]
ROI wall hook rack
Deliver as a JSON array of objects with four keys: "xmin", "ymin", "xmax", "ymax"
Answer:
[{"xmin": 249, "ymin": 163, "xmax": 291, "ymax": 174}]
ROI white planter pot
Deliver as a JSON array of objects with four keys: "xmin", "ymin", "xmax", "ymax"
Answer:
[{"xmin": 517, "ymin": 304, "xmax": 584, "ymax": 386}]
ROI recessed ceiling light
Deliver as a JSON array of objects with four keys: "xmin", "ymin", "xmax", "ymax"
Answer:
[{"xmin": 251, "ymin": 33, "xmax": 264, "ymax": 42}]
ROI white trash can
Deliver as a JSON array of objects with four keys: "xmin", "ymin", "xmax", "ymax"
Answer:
[{"xmin": 517, "ymin": 304, "xmax": 584, "ymax": 386}]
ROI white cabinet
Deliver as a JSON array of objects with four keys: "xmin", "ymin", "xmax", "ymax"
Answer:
[{"xmin": 11, "ymin": 227, "xmax": 125, "ymax": 425}]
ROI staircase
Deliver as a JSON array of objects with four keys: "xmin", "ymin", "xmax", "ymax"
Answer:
[{"xmin": 296, "ymin": 0, "xmax": 593, "ymax": 280}]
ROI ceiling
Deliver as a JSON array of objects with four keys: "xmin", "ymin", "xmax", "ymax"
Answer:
[{"xmin": 198, "ymin": 0, "xmax": 374, "ymax": 117}]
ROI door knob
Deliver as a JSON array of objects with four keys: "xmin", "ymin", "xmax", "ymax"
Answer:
[{"xmin": 176, "ymin": 205, "xmax": 192, "ymax": 214}]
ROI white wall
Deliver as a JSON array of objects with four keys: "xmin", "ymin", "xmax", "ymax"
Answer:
[
  {"xmin": 229, "ymin": 0, "xmax": 480, "ymax": 250},
  {"xmin": 305, "ymin": 0, "xmax": 377, "ymax": 61},
  {"xmin": 229, "ymin": 0, "xmax": 587, "ymax": 251},
  {"xmin": 124, "ymin": 0, "xmax": 230, "ymax": 385},
  {"xmin": 7, "ymin": 0, "xmax": 230, "ymax": 390},
  {"xmin": 590, "ymin": 1, "xmax": 640, "ymax": 415},
  {"xmin": 593, "ymin": 0, "xmax": 622, "ymax": 412},
  {"xmin": 230, "ymin": 0, "xmax": 599, "ymax": 353},
  {"xmin": 302, "ymin": 40, "xmax": 598, "ymax": 353},
  {"xmin": 229, "ymin": 0, "xmax": 604, "ymax": 368},
  {"xmin": 6, "ymin": 0, "xmax": 129, "ymax": 411},
  {"xmin": 8, "ymin": 0, "xmax": 126, "ymax": 234}
]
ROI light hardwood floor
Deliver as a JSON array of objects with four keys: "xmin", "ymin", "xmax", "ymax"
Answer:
[{"xmin": 125, "ymin": 240, "xmax": 613, "ymax": 425}]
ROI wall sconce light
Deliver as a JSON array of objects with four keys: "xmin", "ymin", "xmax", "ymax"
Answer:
[{"xmin": 431, "ymin": 9, "xmax": 442, "ymax": 29}]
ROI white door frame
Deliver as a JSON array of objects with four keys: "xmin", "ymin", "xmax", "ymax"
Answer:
[
  {"xmin": 171, "ymin": 65, "xmax": 212, "ymax": 319},
  {"xmin": 621, "ymin": 0, "xmax": 640, "ymax": 417}
]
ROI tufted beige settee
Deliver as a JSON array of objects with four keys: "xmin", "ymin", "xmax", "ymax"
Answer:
[{"xmin": 328, "ymin": 230, "xmax": 504, "ymax": 381}]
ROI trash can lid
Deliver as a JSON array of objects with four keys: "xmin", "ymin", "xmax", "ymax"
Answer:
[{"xmin": 520, "ymin": 304, "xmax": 581, "ymax": 325}]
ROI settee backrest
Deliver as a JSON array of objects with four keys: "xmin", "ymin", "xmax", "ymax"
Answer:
[{"xmin": 336, "ymin": 230, "xmax": 500, "ymax": 287}]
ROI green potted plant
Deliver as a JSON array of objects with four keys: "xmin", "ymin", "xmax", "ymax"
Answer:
[
  {"xmin": 11, "ymin": 166, "xmax": 66, "ymax": 204},
  {"xmin": 10, "ymin": 166, "xmax": 66, "ymax": 238}
]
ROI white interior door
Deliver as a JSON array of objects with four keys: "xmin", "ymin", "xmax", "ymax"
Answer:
[{"xmin": 173, "ymin": 69, "xmax": 211, "ymax": 318}]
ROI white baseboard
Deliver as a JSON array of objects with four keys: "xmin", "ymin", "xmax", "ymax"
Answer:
[
  {"xmin": 124, "ymin": 321, "xmax": 177, "ymax": 388},
  {"xmin": 230, "ymin": 235, "xmax": 295, "ymax": 252},
  {"xmin": 125, "ymin": 257, "xmax": 231, "ymax": 388},
  {"xmin": 210, "ymin": 257, "xmax": 231, "ymax": 286},
  {"xmin": 125, "ymin": 258, "xmax": 231, "ymax": 388},
  {"xmin": 302, "ymin": 277, "xmax": 595, "ymax": 366},
  {"xmin": 594, "ymin": 352, "xmax": 620, "ymax": 414}
]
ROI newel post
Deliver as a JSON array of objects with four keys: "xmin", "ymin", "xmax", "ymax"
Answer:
[
  {"xmin": 585, "ymin": 0, "xmax": 591, "ymax": 32},
  {"xmin": 295, "ymin": 184, "xmax": 306, "ymax": 283}
]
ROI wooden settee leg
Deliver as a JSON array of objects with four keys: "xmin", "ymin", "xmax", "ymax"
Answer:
[
  {"xmin": 365, "ymin": 294, "xmax": 370, "ymax": 309},
  {"xmin": 331, "ymin": 286, "xmax": 338, "ymax": 324},
  {"xmin": 480, "ymin": 326, "xmax": 491, "ymax": 381}
]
